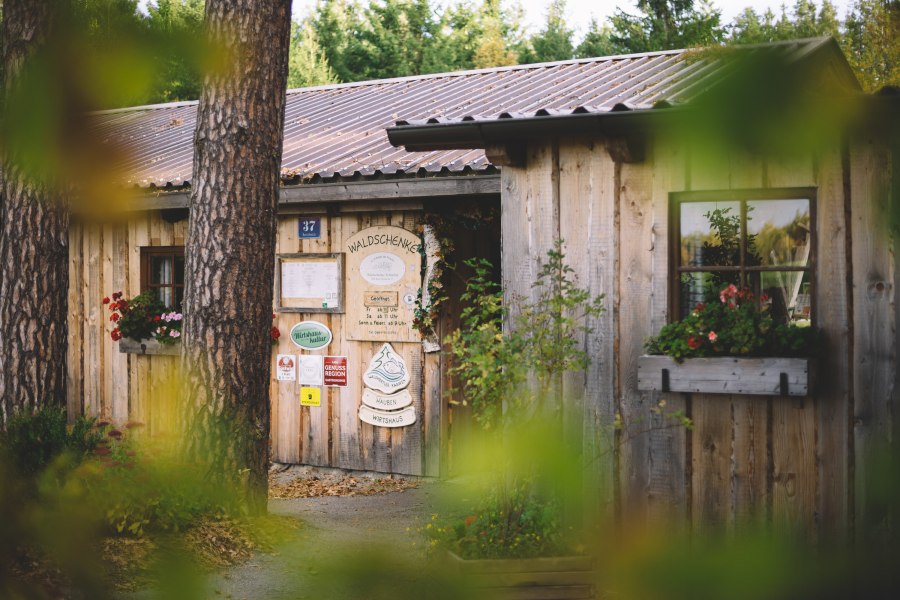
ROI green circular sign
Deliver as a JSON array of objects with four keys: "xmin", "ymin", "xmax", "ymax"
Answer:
[{"xmin": 290, "ymin": 321, "xmax": 333, "ymax": 350}]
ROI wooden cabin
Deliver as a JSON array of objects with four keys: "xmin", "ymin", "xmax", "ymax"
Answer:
[
  {"xmin": 388, "ymin": 38, "xmax": 897, "ymax": 540},
  {"xmin": 76, "ymin": 38, "xmax": 896, "ymax": 538}
]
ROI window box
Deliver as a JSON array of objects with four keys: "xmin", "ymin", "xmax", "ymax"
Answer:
[
  {"xmin": 445, "ymin": 551, "xmax": 595, "ymax": 599},
  {"xmin": 637, "ymin": 355, "xmax": 811, "ymax": 396},
  {"xmin": 118, "ymin": 338, "xmax": 180, "ymax": 357}
]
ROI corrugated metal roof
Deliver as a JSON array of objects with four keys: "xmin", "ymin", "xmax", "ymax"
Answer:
[{"xmin": 88, "ymin": 38, "xmax": 837, "ymax": 189}]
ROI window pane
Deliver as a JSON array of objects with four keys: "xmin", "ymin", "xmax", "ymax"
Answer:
[
  {"xmin": 155, "ymin": 286, "xmax": 174, "ymax": 308},
  {"xmin": 151, "ymin": 256, "xmax": 173, "ymax": 285},
  {"xmin": 680, "ymin": 201, "xmax": 742, "ymax": 267},
  {"xmin": 746, "ymin": 199, "xmax": 811, "ymax": 267},
  {"xmin": 174, "ymin": 255, "xmax": 185, "ymax": 285},
  {"xmin": 678, "ymin": 271, "xmax": 741, "ymax": 319},
  {"xmin": 747, "ymin": 270, "xmax": 812, "ymax": 326}
]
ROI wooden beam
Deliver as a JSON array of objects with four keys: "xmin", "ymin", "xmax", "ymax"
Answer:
[
  {"xmin": 485, "ymin": 144, "xmax": 526, "ymax": 167},
  {"xmin": 605, "ymin": 134, "xmax": 646, "ymax": 163},
  {"xmin": 108, "ymin": 174, "xmax": 500, "ymax": 213}
]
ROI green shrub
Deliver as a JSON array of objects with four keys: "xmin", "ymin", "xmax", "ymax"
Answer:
[
  {"xmin": 0, "ymin": 405, "xmax": 103, "ymax": 477},
  {"xmin": 427, "ymin": 479, "xmax": 571, "ymax": 559},
  {"xmin": 86, "ymin": 431, "xmax": 229, "ymax": 537}
]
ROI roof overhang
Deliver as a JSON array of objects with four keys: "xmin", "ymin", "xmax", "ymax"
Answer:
[{"xmin": 386, "ymin": 108, "xmax": 670, "ymax": 153}]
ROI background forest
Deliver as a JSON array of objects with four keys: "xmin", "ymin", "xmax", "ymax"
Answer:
[{"xmin": 51, "ymin": 0, "xmax": 900, "ymax": 106}]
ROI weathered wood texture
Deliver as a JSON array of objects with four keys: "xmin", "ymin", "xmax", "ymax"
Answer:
[
  {"xmin": 637, "ymin": 356, "xmax": 810, "ymax": 396},
  {"xmin": 501, "ymin": 134, "xmax": 895, "ymax": 539},
  {"xmin": 67, "ymin": 204, "xmax": 495, "ymax": 477}
]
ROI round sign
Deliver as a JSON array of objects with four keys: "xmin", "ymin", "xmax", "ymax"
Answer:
[
  {"xmin": 359, "ymin": 252, "xmax": 406, "ymax": 285},
  {"xmin": 290, "ymin": 321, "xmax": 332, "ymax": 350}
]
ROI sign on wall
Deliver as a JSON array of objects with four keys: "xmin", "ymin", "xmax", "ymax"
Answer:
[
  {"xmin": 344, "ymin": 226, "xmax": 422, "ymax": 342},
  {"xmin": 359, "ymin": 405, "xmax": 416, "ymax": 428},
  {"xmin": 276, "ymin": 253, "xmax": 344, "ymax": 313},
  {"xmin": 363, "ymin": 343, "xmax": 411, "ymax": 393},
  {"xmin": 276, "ymin": 354, "xmax": 296, "ymax": 382},
  {"xmin": 300, "ymin": 387, "xmax": 321, "ymax": 407},
  {"xmin": 359, "ymin": 342, "xmax": 416, "ymax": 428},
  {"xmin": 289, "ymin": 321, "xmax": 333, "ymax": 351},
  {"xmin": 298, "ymin": 355, "xmax": 324, "ymax": 386},
  {"xmin": 323, "ymin": 356, "xmax": 348, "ymax": 387},
  {"xmin": 298, "ymin": 217, "xmax": 322, "ymax": 239}
]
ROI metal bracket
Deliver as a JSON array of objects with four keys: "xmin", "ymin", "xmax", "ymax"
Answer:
[
  {"xmin": 779, "ymin": 372, "xmax": 789, "ymax": 396},
  {"xmin": 661, "ymin": 368, "xmax": 670, "ymax": 393}
]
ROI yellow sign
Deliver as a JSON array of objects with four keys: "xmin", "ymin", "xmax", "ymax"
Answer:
[{"xmin": 300, "ymin": 387, "xmax": 321, "ymax": 407}]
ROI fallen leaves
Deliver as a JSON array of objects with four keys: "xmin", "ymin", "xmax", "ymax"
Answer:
[{"xmin": 268, "ymin": 473, "xmax": 419, "ymax": 499}]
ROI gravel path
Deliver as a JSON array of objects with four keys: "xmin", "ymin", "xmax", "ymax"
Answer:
[{"xmin": 202, "ymin": 479, "xmax": 456, "ymax": 600}]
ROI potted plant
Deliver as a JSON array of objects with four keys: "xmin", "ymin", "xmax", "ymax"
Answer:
[
  {"xmin": 105, "ymin": 292, "xmax": 281, "ymax": 356},
  {"xmin": 639, "ymin": 284, "xmax": 817, "ymax": 396},
  {"xmin": 103, "ymin": 291, "xmax": 183, "ymax": 356}
]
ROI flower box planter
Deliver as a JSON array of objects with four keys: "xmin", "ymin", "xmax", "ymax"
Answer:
[
  {"xmin": 446, "ymin": 551, "xmax": 595, "ymax": 599},
  {"xmin": 118, "ymin": 338, "xmax": 180, "ymax": 357},
  {"xmin": 637, "ymin": 355, "xmax": 811, "ymax": 396}
]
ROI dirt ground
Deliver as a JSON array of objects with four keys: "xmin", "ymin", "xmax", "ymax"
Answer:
[{"xmin": 122, "ymin": 466, "xmax": 472, "ymax": 599}]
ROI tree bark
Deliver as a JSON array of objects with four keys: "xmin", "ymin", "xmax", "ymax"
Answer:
[
  {"xmin": 182, "ymin": 0, "xmax": 292, "ymax": 513},
  {"xmin": 0, "ymin": 1, "xmax": 69, "ymax": 428}
]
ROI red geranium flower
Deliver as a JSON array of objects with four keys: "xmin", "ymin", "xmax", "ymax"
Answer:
[
  {"xmin": 687, "ymin": 336, "xmax": 702, "ymax": 349},
  {"xmin": 102, "ymin": 296, "xmax": 110, "ymax": 304},
  {"xmin": 112, "ymin": 291, "xmax": 122, "ymax": 300},
  {"xmin": 110, "ymin": 313, "xmax": 120, "ymax": 322},
  {"xmin": 110, "ymin": 329, "xmax": 122, "ymax": 341}
]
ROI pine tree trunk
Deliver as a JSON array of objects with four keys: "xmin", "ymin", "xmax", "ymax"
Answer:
[
  {"xmin": 0, "ymin": 1, "xmax": 69, "ymax": 428},
  {"xmin": 181, "ymin": 0, "xmax": 292, "ymax": 514}
]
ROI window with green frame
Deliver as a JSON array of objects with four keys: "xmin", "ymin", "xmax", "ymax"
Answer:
[{"xmin": 670, "ymin": 188, "xmax": 815, "ymax": 326}]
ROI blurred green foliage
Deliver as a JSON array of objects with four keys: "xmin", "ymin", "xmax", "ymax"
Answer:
[
  {"xmin": 447, "ymin": 242, "xmax": 603, "ymax": 429},
  {"xmin": 0, "ymin": 405, "xmax": 102, "ymax": 478}
]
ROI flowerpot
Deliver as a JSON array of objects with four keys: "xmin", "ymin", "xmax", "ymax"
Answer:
[
  {"xmin": 118, "ymin": 338, "xmax": 180, "ymax": 357},
  {"xmin": 637, "ymin": 355, "xmax": 811, "ymax": 396},
  {"xmin": 445, "ymin": 551, "xmax": 595, "ymax": 599}
]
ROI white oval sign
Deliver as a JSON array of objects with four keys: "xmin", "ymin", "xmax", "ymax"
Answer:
[
  {"xmin": 362, "ymin": 388, "xmax": 413, "ymax": 410},
  {"xmin": 359, "ymin": 405, "xmax": 417, "ymax": 428},
  {"xmin": 359, "ymin": 252, "xmax": 406, "ymax": 286}
]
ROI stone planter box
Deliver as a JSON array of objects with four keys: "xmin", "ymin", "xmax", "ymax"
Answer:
[
  {"xmin": 637, "ymin": 355, "xmax": 811, "ymax": 396},
  {"xmin": 446, "ymin": 551, "xmax": 595, "ymax": 599},
  {"xmin": 118, "ymin": 338, "xmax": 180, "ymax": 357}
]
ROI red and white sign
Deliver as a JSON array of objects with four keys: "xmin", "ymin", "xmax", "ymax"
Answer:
[
  {"xmin": 276, "ymin": 354, "xmax": 296, "ymax": 382},
  {"xmin": 323, "ymin": 356, "xmax": 348, "ymax": 387}
]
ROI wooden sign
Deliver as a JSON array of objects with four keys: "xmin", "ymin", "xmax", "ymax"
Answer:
[
  {"xmin": 362, "ymin": 388, "xmax": 413, "ymax": 410},
  {"xmin": 358, "ymin": 405, "xmax": 417, "ymax": 428},
  {"xmin": 345, "ymin": 226, "xmax": 422, "ymax": 342},
  {"xmin": 363, "ymin": 343, "xmax": 410, "ymax": 393}
]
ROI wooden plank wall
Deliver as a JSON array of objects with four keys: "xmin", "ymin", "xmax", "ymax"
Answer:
[
  {"xmin": 67, "ymin": 205, "xmax": 477, "ymax": 477},
  {"xmin": 501, "ymin": 134, "xmax": 896, "ymax": 539},
  {"xmin": 68, "ymin": 212, "xmax": 187, "ymax": 433},
  {"xmin": 270, "ymin": 209, "xmax": 434, "ymax": 475}
]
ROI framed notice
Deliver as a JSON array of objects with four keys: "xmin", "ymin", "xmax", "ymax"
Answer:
[{"xmin": 276, "ymin": 253, "xmax": 344, "ymax": 313}]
